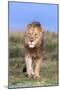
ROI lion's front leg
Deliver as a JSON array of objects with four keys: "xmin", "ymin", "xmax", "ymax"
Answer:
[
  {"xmin": 25, "ymin": 54, "xmax": 34, "ymax": 77},
  {"xmin": 34, "ymin": 57, "xmax": 42, "ymax": 79}
]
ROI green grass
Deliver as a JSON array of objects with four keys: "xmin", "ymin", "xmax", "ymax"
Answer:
[
  {"xmin": 8, "ymin": 31, "xmax": 58, "ymax": 88},
  {"xmin": 9, "ymin": 58, "xmax": 58, "ymax": 88}
]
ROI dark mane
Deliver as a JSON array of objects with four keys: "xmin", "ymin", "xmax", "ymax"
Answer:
[{"xmin": 31, "ymin": 21, "xmax": 41, "ymax": 27}]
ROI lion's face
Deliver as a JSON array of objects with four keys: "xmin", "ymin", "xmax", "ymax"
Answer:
[
  {"xmin": 24, "ymin": 23, "xmax": 43, "ymax": 48},
  {"xmin": 26, "ymin": 27, "xmax": 41, "ymax": 48}
]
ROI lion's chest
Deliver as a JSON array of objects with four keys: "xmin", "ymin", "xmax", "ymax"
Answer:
[{"xmin": 30, "ymin": 48, "xmax": 42, "ymax": 59}]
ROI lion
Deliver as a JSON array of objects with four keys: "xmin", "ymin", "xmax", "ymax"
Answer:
[{"xmin": 24, "ymin": 21, "xmax": 44, "ymax": 79}]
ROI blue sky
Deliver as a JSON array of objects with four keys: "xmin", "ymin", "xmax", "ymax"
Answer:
[{"xmin": 9, "ymin": 2, "xmax": 58, "ymax": 32}]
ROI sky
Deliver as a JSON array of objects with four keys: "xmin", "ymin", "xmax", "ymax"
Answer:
[{"xmin": 9, "ymin": 2, "xmax": 58, "ymax": 32}]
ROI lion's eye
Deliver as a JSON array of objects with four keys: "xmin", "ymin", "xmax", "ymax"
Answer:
[{"xmin": 35, "ymin": 34, "xmax": 38, "ymax": 37}]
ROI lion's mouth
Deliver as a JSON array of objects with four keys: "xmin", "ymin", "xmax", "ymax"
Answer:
[
  {"xmin": 29, "ymin": 44, "xmax": 34, "ymax": 48},
  {"xmin": 28, "ymin": 41, "xmax": 35, "ymax": 48}
]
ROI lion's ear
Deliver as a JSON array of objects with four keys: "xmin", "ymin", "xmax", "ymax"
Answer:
[
  {"xmin": 42, "ymin": 28, "xmax": 44, "ymax": 34},
  {"xmin": 40, "ymin": 26, "xmax": 44, "ymax": 34},
  {"xmin": 27, "ymin": 24, "xmax": 31, "ymax": 29},
  {"xmin": 25, "ymin": 24, "xmax": 31, "ymax": 33},
  {"xmin": 39, "ymin": 27, "xmax": 44, "ymax": 40},
  {"xmin": 38, "ymin": 26, "xmax": 44, "ymax": 33}
]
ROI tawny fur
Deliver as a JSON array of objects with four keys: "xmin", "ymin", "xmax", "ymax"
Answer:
[{"xmin": 24, "ymin": 21, "xmax": 44, "ymax": 79}]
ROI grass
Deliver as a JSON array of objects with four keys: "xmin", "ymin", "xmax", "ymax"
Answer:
[
  {"xmin": 9, "ymin": 58, "xmax": 58, "ymax": 88},
  {"xmin": 8, "ymin": 31, "xmax": 58, "ymax": 88}
]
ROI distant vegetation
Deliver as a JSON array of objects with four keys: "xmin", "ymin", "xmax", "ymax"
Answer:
[{"xmin": 9, "ymin": 31, "xmax": 58, "ymax": 88}]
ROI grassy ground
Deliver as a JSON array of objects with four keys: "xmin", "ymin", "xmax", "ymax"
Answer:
[
  {"xmin": 8, "ymin": 31, "xmax": 58, "ymax": 88},
  {"xmin": 9, "ymin": 58, "xmax": 58, "ymax": 88}
]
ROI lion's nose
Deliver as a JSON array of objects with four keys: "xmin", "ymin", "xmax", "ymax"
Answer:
[{"xmin": 30, "ymin": 39, "xmax": 33, "ymax": 42}]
